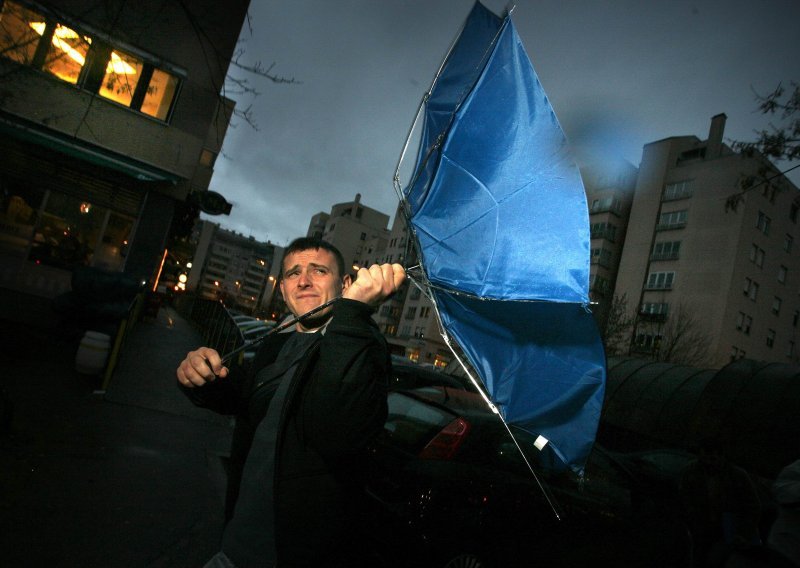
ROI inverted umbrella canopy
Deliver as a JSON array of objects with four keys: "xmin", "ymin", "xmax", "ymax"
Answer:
[{"xmin": 396, "ymin": 1, "xmax": 605, "ymax": 474}]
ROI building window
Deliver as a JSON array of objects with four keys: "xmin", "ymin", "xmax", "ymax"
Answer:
[
  {"xmin": 656, "ymin": 210, "xmax": 688, "ymax": 230},
  {"xmin": 646, "ymin": 271, "xmax": 675, "ymax": 290},
  {"xmin": 784, "ymin": 234, "xmax": 794, "ymax": 253},
  {"xmin": 419, "ymin": 307, "xmax": 430, "ymax": 318},
  {"xmin": 589, "ymin": 196, "xmax": 621, "ymax": 214},
  {"xmin": 766, "ymin": 329, "xmax": 776, "ymax": 348},
  {"xmin": 41, "ymin": 23, "xmax": 91, "ymax": 85},
  {"xmin": 405, "ymin": 307, "xmax": 417, "ymax": 319},
  {"xmin": 778, "ymin": 265, "xmax": 788, "ymax": 284},
  {"xmin": 756, "ymin": 211, "xmax": 771, "ymax": 235},
  {"xmin": 590, "ymin": 247, "xmax": 613, "ymax": 267},
  {"xmin": 641, "ymin": 302, "xmax": 669, "ymax": 321},
  {"xmin": 413, "ymin": 326, "xmax": 425, "ymax": 338},
  {"xmin": 663, "ymin": 180, "xmax": 693, "ymax": 201},
  {"xmin": 0, "ymin": 1, "xmax": 43, "ymax": 65},
  {"xmin": 749, "ymin": 244, "xmax": 765, "ymax": 268},
  {"xmin": 590, "ymin": 221, "xmax": 617, "ymax": 242},
  {"xmin": 401, "ymin": 325, "xmax": 411, "ymax": 337},
  {"xmin": 410, "ymin": 287, "xmax": 421, "ymax": 300},
  {"xmin": 359, "ymin": 232, "xmax": 366, "ymax": 241},
  {"xmin": 736, "ymin": 312, "xmax": 752, "ymax": 335},
  {"xmin": 771, "ymin": 297, "xmax": 782, "ymax": 315},
  {"xmin": 589, "ymin": 274, "xmax": 611, "ymax": 295},
  {"xmin": 788, "ymin": 341, "xmax": 795, "ymax": 359},
  {"xmin": 652, "ymin": 240, "xmax": 681, "ymax": 261},
  {"xmin": 0, "ymin": 1, "xmax": 181, "ymax": 122},
  {"xmin": 730, "ymin": 346, "xmax": 746, "ymax": 361},
  {"xmin": 743, "ymin": 277, "xmax": 759, "ymax": 301}
]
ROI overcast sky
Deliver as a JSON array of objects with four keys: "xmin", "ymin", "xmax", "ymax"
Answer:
[{"xmin": 204, "ymin": 0, "xmax": 800, "ymax": 246}]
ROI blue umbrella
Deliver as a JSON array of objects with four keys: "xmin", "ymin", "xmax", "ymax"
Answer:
[{"xmin": 394, "ymin": 1, "xmax": 606, "ymax": 477}]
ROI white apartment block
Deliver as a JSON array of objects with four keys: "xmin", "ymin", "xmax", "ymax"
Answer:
[
  {"xmin": 187, "ymin": 221, "xmax": 282, "ymax": 316},
  {"xmin": 613, "ymin": 114, "xmax": 800, "ymax": 368}
]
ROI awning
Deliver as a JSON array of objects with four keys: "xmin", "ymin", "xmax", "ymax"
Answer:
[{"xmin": 0, "ymin": 111, "xmax": 180, "ymax": 183}]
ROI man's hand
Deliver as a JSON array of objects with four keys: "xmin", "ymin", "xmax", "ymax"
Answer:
[
  {"xmin": 176, "ymin": 347, "xmax": 228, "ymax": 388},
  {"xmin": 343, "ymin": 263, "xmax": 406, "ymax": 307}
]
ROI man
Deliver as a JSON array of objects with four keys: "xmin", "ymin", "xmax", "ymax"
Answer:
[{"xmin": 177, "ymin": 237, "xmax": 405, "ymax": 567}]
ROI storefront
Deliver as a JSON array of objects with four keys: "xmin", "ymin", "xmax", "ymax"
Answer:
[{"xmin": 0, "ymin": 115, "xmax": 179, "ymax": 298}]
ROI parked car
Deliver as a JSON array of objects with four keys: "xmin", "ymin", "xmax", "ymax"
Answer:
[
  {"xmin": 389, "ymin": 359, "xmax": 477, "ymax": 393},
  {"xmin": 364, "ymin": 385, "xmax": 692, "ymax": 567}
]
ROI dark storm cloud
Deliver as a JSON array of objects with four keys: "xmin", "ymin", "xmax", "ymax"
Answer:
[{"xmin": 205, "ymin": 0, "xmax": 800, "ymax": 244}]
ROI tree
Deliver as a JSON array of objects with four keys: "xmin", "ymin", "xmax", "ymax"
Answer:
[
  {"xmin": 727, "ymin": 81, "xmax": 800, "ymax": 211},
  {"xmin": 632, "ymin": 302, "xmax": 711, "ymax": 367},
  {"xmin": 599, "ymin": 293, "xmax": 634, "ymax": 356}
]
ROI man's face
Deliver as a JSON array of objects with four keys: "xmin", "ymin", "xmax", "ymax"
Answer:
[{"xmin": 280, "ymin": 248, "xmax": 350, "ymax": 329}]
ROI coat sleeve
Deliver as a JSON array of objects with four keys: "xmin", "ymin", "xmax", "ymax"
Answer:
[{"xmin": 302, "ymin": 298, "xmax": 389, "ymax": 459}]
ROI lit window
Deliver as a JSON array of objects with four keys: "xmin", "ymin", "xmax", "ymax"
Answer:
[
  {"xmin": 0, "ymin": 1, "xmax": 43, "ymax": 65},
  {"xmin": 99, "ymin": 49, "xmax": 143, "ymax": 107},
  {"xmin": 39, "ymin": 23, "xmax": 91, "ymax": 84},
  {"xmin": 140, "ymin": 67, "xmax": 179, "ymax": 120}
]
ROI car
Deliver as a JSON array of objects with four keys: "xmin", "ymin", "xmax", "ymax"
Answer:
[
  {"xmin": 364, "ymin": 385, "xmax": 692, "ymax": 568},
  {"xmin": 389, "ymin": 359, "xmax": 477, "ymax": 393}
]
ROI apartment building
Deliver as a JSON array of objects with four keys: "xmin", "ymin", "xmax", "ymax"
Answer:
[
  {"xmin": 315, "ymin": 193, "xmax": 390, "ymax": 274},
  {"xmin": 187, "ymin": 220, "xmax": 282, "ymax": 317},
  {"xmin": 584, "ymin": 159, "xmax": 638, "ymax": 329},
  {"xmin": 0, "ymin": 0, "xmax": 247, "ymax": 299},
  {"xmin": 614, "ymin": 114, "xmax": 800, "ymax": 368}
]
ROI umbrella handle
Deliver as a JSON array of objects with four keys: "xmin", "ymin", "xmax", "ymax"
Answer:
[{"xmin": 220, "ymin": 296, "xmax": 341, "ymax": 365}]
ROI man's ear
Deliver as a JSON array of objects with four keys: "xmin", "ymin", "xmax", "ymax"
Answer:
[
  {"xmin": 279, "ymin": 279, "xmax": 286, "ymax": 297},
  {"xmin": 341, "ymin": 274, "xmax": 352, "ymax": 292}
]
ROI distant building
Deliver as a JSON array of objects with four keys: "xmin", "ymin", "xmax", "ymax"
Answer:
[
  {"xmin": 187, "ymin": 221, "xmax": 282, "ymax": 316},
  {"xmin": 613, "ymin": 114, "xmax": 800, "ymax": 368},
  {"xmin": 0, "ymin": 0, "xmax": 247, "ymax": 299},
  {"xmin": 310, "ymin": 193, "xmax": 390, "ymax": 275},
  {"xmin": 584, "ymin": 159, "xmax": 639, "ymax": 330}
]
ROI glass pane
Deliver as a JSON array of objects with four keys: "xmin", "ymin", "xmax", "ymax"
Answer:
[
  {"xmin": 98, "ymin": 50, "xmax": 143, "ymax": 107},
  {"xmin": 0, "ymin": 178, "xmax": 45, "ymax": 258},
  {"xmin": 29, "ymin": 192, "xmax": 107, "ymax": 270},
  {"xmin": 93, "ymin": 212, "xmax": 133, "ymax": 271},
  {"xmin": 0, "ymin": 0, "xmax": 43, "ymax": 65},
  {"xmin": 141, "ymin": 67, "xmax": 179, "ymax": 120},
  {"xmin": 42, "ymin": 23, "xmax": 91, "ymax": 84}
]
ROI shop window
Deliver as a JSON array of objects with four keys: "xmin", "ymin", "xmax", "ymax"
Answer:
[
  {"xmin": 0, "ymin": 179, "xmax": 45, "ymax": 258},
  {"xmin": 0, "ymin": 1, "xmax": 43, "ymax": 65},
  {"xmin": 29, "ymin": 192, "xmax": 107, "ymax": 270},
  {"xmin": 93, "ymin": 212, "xmax": 133, "ymax": 271}
]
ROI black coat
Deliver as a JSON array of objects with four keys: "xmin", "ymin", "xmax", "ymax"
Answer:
[{"xmin": 181, "ymin": 299, "xmax": 389, "ymax": 566}]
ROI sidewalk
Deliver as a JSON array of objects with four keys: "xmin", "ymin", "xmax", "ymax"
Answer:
[{"xmin": 0, "ymin": 300, "xmax": 233, "ymax": 567}]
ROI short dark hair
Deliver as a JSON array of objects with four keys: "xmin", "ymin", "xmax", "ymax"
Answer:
[{"xmin": 282, "ymin": 237, "xmax": 346, "ymax": 279}]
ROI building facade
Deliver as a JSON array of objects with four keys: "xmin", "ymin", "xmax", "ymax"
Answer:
[
  {"xmin": 583, "ymin": 159, "xmax": 639, "ymax": 330},
  {"xmin": 613, "ymin": 114, "xmax": 800, "ymax": 368},
  {"xmin": 0, "ymin": 0, "xmax": 247, "ymax": 300},
  {"xmin": 187, "ymin": 220, "xmax": 282, "ymax": 317}
]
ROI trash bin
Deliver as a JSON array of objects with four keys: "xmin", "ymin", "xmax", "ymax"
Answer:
[{"xmin": 75, "ymin": 331, "xmax": 111, "ymax": 374}]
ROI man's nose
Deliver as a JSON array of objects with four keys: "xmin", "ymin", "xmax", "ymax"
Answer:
[{"xmin": 297, "ymin": 270, "xmax": 311, "ymax": 287}]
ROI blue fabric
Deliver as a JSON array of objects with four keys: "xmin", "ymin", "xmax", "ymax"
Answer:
[
  {"xmin": 434, "ymin": 290, "xmax": 605, "ymax": 473},
  {"xmin": 407, "ymin": 4, "xmax": 589, "ymax": 302},
  {"xmin": 404, "ymin": 2, "xmax": 605, "ymax": 474}
]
